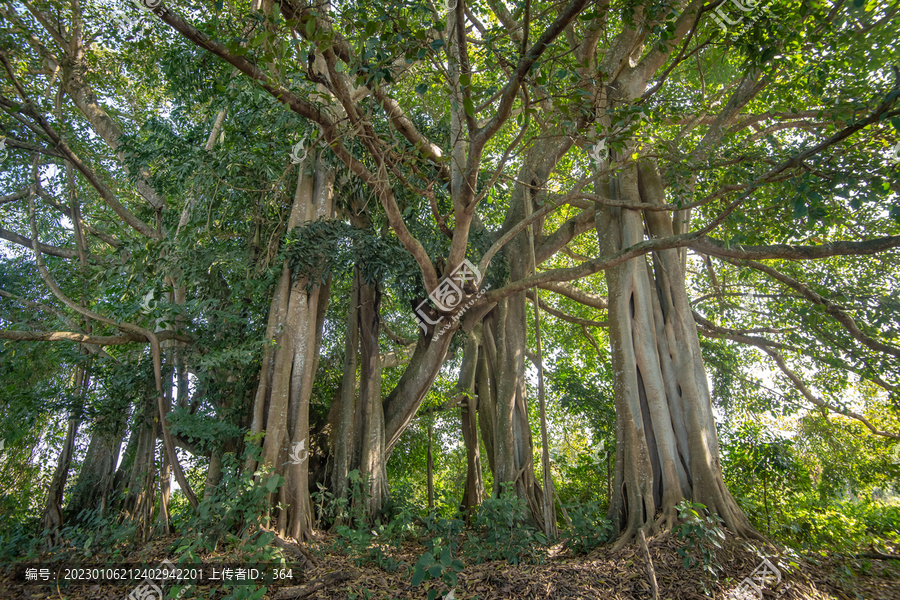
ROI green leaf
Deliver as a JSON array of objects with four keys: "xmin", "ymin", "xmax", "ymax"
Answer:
[
  {"xmin": 464, "ymin": 98, "xmax": 475, "ymax": 119},
  {"xmin": 415, "ymin": 83, "xmax": 428, "ymax": 96},
  {"xmin": 411, "ymin": 567, "xmax": 426, "ymax": 586},
  {"xmin": 266, "ymin": 474, "xmax": 280, "ymax": 493},
  {"xmin": 249, "ymin": 587, "xmax": 267, "ymax": 600}
]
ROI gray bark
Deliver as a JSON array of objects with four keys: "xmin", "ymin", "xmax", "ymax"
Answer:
[{"xmin": 597, "ymin": 160, "xmax": 760, "ymax": 546}]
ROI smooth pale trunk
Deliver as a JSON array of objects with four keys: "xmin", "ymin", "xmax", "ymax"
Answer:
[
  {"xmin": 252, "ymin": 154, "xmax": 333, "ymax": 541},
  {"xmin": 356, "ymin": 281, "xmax": 385, "ymax": 514},
  {"xmin": 332, "ymin": 272, "xmax": 359, "ymax": 504},
  {"xmin": 598, "ymin": 161, "xmax": 759, "ymax": 545},
  {"xmin": 457, "ymin": 328, "xmax": 484, "ymax": 518}
]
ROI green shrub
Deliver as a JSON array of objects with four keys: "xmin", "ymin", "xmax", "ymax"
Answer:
[
  {"xmin": 411, "ymin": 545, "xmax": 464, "ymax": 600},
  {"xmin": 463, "ymin": 485, "xmax": 547, "ymax": 565},
  {"xmin": 329, "ymin": 470, "xmax": 406, "ymax": 572},
  {"xmin": 674, "ymin": 501, "xmax": 725, "ymax": 583},
  {"xmin": 564, "ymin": 499, "xmax": 612, "ymax": 554}
]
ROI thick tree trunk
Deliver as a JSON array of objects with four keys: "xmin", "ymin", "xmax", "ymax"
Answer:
[
  {"xmin": 597, "ymin": 161, "xmax": 760, "ymax": 546},
  {"xmin": 476, "ymin": 318, "xmax": 497, "ymax": 477},
  {"xmin": 356, "ymin": 281, "xmax": 386, "ymax": 515},
  {"xmin": 253, "ymin": 154, "xmax": 333, "ymax": 542},
  {"xmin": 490, "ymin": 295, "xmax": 544, "ymax": 528},
  {"xmin": 481, "ymin": 135, "xmax": 572, "ymax": 526},
  {"xmin": 383, "ymin": 331, "xmax": 455, "ymax": 453}
]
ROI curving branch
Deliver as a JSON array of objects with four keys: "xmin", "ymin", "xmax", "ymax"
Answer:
[
  {"xmin": 0, "ymin": 52, "xmax": 160, "ymax": 240},
  {"xmin": 761, "ymin": 346, "xmax": 899, "ymax": 441},
  {"xmin": 0, "ymin": 225, "xmax": 78, "ymax": 259},
  {"xmin": 695, "ymin": 312, "xmax": 898, "ymax": 399},
  {"xmin": 0, "ymin": 329, "xmax": 190, "ymax": 345},
  {"xmin": 721, "ymin": 257, "xmax": 900, "ymax": 360},
  {"xmin": 691, "ymin": 235, "xmax": 900, "ymax": 261},
  {"xmin": 537, "ymin": 281, "xmax": 608, "ymax": 310},
  {"xmin": 525, "ymin": 289, "xmax": 607, "ymax": 327},
  {"xmin": 477, "ymin": 200, "xmax": 560, "ymax": 275},
  {"xmin": 473, "ymin": 0, "xmax": 590, "ymax": 149},
  {"xmin": 25, "ymin": 194, "xmax": 198, "ymax": 508}
]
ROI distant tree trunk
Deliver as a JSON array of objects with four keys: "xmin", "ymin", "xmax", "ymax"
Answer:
[
  {"xmin": 156, "ymin": 452, "xmax": 171, "ymax": 535},
  {"xmin": 204, "ymin": 449, "xmax": 225, "ymax": 501},
  {"xmin": 118, "ymin": 395, "xmax": 158, "ymax": 540},
  {"xmin": 68, "ymin": 409, "xmax": 128, "ymax": 519},
  {"xmin": 41, "ymin": 365, "xmax": 86, "ymax": 545},
  {"xmin": 525, "ymin": 186, "xmax": 558, "ymax": 540},
  {"xmin": 427, "ymin": 413, "xmax": 434, "ymax": 511},
  {"xmin": 598, "ymin": 161, "xmax": 760, "ymax": 546},
  {"xmin": 155, "ymin": 367, "xmax": 175, "ymax": 535},
  {"xmin": 458, "ymin": 328, "xmax": 484, "ymax": 520},
  {"xmin": 331, "ymin": 271, "xmax": 359, "ymax": 505}
]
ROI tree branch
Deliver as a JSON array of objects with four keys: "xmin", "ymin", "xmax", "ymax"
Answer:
[
  {"xmin": 0, "ymin": 329, "xmax": 190, "ymax": 345},
  {"xmin": 0, "ymin": 225, "xmax": 78, "ymax": 258},
  {"xmin": 25, "ymin": 193, "xmax": 198, "ymax": 508},
  {"xmin": 721, "ymin": 257, "xmax": 900, "ymax": 360},
  {"xmin": 525, "ymin": 289, "xmax": 607, "ymax": 327}
]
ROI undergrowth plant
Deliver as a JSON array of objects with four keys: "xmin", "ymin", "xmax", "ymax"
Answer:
[
  {"xmin": 169, "ymin": 441, "xmax": 287, "ymax": 599},
  {"xmin": 411, "ymin": 545, "xmax": 464, "ymax": 600},
  {"xmin": 564, "ymin": 499, "xmax": 613, "ymax": 555},
  {"xmin": 674, "ymin": 500, "xmax": 726, "ymax": 587},
  {"xmin": 463, "ymin": 484, "xmax": 548, "ymax": 565},
  {"xmin": 329, "ymin": 470, "xmax": 406, "ymax": 572}
]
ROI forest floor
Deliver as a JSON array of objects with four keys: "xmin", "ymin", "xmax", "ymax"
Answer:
[{"xmin": 2, "ymin": 531, "xmax": 898, "ymax": 600}]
